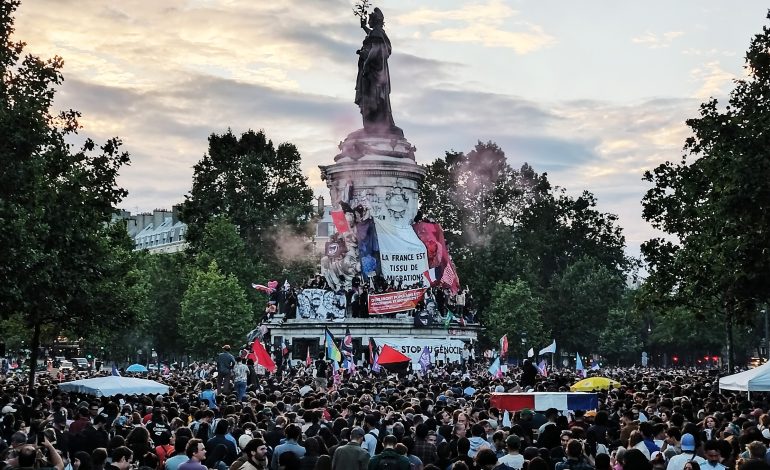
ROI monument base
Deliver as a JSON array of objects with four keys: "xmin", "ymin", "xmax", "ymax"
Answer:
[{"xmin": 266, "ymin": 316, "xmax": 480, "ymax": 365}]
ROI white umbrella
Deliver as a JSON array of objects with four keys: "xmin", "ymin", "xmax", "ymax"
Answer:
[{"xmin": 58, "ymin": 376, "xmax": 169, "ymax": 397}]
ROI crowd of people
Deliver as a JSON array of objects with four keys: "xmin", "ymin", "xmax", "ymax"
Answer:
[
  {"xmin": 0, "ymin": 354, "xmax": 767, "ymax": 470},
  {"xmin": 262, "ymin": 274, "xmax": 476, "ymax": 326}
]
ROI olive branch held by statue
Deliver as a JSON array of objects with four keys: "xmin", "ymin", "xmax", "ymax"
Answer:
[{"xmin": 352, "ymin": 0, "xmax": 372, "ymax": 20}]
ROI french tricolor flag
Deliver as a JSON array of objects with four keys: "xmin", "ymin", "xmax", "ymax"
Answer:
[
  {"xmin": 422, "ymin": 268, "xmax": 436, "ymax": 287},
  {"xmin": 490, "ymin": 392, "xmax": 598, "ymax": 412}
]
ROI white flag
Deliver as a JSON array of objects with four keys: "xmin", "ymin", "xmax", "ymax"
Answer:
[
  {"xmin": 538, "ymin": 340, "xmax": 556, "ymax": 355},
  {"xmin": 527, "ymin": 347, "xmax": 534, "ymax": 358}
]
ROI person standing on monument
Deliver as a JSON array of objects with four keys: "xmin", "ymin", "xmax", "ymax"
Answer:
[
  {"xmin": 216, "ymin": 345, "xmax": 235, "ymax": 394},
  {"xmin": 355, "ymin": 8, "xmax": 402, "ymax": 136}
]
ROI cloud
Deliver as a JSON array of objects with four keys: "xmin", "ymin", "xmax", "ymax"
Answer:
[
  {"xmin": 690, "ymin": 61, "xmax": 735, "ymax": 99},
  {"xmin": 14, "ymin": 0, "xmax": 748, "ymax": 259},
  {"xmin": 632, "ymin": 31, "xmax": 684, "ymax": 49},
  {"xmin": 395, "ymin": 0, "xmax": 555, "ymax": 53}
]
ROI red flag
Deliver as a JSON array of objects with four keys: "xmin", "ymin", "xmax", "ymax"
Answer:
[
  {"xmin": 330, "ymin": 211, "xmax": 350, "ymax": 234},
  {"xmin": 250, "ymin": 341, "xmax": 276, "ymax": 372},
  {"xmin": 440, "ymin": 260, "xmax": 460, "ymax": 294},
  {"xmin": 251, "ymin": 283, "xmax": 274, "ymax": 294},
  {"xmin": 306, "ymin": 346, "xmax": 312, "ymax": 366},
  {"xmin": 500, "ymin": 335, "xmax": 508, "ymax": 357}
]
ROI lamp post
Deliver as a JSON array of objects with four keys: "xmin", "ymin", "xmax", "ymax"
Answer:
[
  {"xmin": 151, "ymin": 349, "xmax": 158, "ymax": 374},
  {"xmin": 761, "ymin": 304, "xmax": 770, "ymax": 360}
]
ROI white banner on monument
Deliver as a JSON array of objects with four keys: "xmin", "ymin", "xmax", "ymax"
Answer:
[
  {"xmin": 378, "ymin": 337, "xmax": 467, "ymax": 364},
  {"xmin": 374, "ymin": 219, "xmax": 429, "ymax": 284}
]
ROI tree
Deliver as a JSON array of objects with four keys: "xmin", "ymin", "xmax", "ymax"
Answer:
[
  {"xmin": 181, "ymin": 129, "xmax": 314, "ymax": 275},
  {"xmin": 543, "ymin": 256, "xmax": 625, "ymax": 353},
  {"xmin": 641, "ymin": 11, "xmax": 770, "ymax": 370},
  {"xmin": 420, "ymin": 144, "xmax": 631, "ymax": 320},
  {"xmin": 180, "ymin": 261, "xmax": 252, "ymax": 358},
  {"xmin": 418, "ymin": 144, "xmax": 544, "ymax": 251},
  {"xmin": 196, "ymin": 215, "xmax": 262, "ymax": 308},
  {"xmin": 133, "ymin": 252, "xmax": 188, "ymax": 359},
  {"xmin": 597, "ymin": 307, "xmax": 643, "ymax": 365},
  {"xmin": 484, "ymin": 279, "xmax": 550, "ymax": 357},
  {"xmin": 0, "ymin": 1, "xmax": 133, "ymax": 387},
  {"xmin": 515, "ymin": 187, "xmax": 630, "ymax": 290}
]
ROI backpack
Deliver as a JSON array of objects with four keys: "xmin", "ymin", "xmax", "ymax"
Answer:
[
  {"xmin": 368, "ymin": 431, "xmax": 384, "ymax": 454},
  {"xmin": 375, "ymin": 453, "xmax": 402, "ymax": 470},
  {"xmin": 155, "ymin": 444, "xmax": 173, "ymax": 470}
]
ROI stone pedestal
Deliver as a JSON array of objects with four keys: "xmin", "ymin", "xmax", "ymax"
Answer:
[{"xmin": 320, "ymin": 129, "xmax": 426, "ymax": 226}]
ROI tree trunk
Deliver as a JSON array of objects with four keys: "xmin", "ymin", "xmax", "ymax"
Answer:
[
  {"xmin": 725, "ymin": 304, "xmax": 735, "ymax": 373},
  {"xmin": 27, "ymin": 322, "xmax": 41, "ymax": 390}
]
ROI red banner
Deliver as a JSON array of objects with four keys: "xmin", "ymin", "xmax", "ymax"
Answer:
[{"xmin": 368, "ymin": 288, "xmax": 427, "ymax": 315}]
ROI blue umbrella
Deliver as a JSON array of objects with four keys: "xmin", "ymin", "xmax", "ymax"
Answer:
[{"xmin": 126, "ymin": 364, "xmax": 148, "ymax": 373}]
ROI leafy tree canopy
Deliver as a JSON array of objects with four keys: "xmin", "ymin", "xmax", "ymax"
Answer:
[
  {"xmin": 180, "ymin": 261, "xmax": 252, "ymax": 358},
  {"xmin": 181, "ymin": 129, "xmax": 314, "ymax": 277},
  {"xmin": 641, "ymin": 10, "xmax": 770, "ymax": 368},
  {"xmin": 485, "ymin": 279, "xmax": 550, "ymax": 355},
  {"xmin": 0, "ymin": 0, "xmax": 134, "ymax": 387}
]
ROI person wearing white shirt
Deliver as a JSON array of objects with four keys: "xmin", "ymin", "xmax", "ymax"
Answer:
[{"xmin": 497, "ymin": 435, "xmax": 524, "ymax": 470}]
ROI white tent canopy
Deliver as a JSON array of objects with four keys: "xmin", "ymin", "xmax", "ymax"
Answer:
[
  {"xmin": 58, "ymin": 376, "xmax": 169, "ymax": 397},
  {"xmin": 719, "ymin": 361, "xmax": 770, "ymax": 392}
]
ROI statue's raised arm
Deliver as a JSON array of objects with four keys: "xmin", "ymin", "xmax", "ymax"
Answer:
[{"xmin": 354, "ymin": 7, "xmax": 403, "ymax": 137}]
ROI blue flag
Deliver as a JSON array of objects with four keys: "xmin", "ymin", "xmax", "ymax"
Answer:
[
  {"xmin": 488, "ymin": 356, "xmax": 501, "ymax": 376},
  {"xmin": 576, "ymin": 353, "xmax": 587, "ymax": 378},
  {"xmin": 418, "ymin": 346, "xmax": 431, "ymax": 373},
  {"xmin": 111, "ymin": 364, "xmax": 121, "ymax": 377}
]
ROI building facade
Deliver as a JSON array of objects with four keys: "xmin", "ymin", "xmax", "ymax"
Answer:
[{"xmin": 113, "ymin": 205, "xmax": 188, "ymax": 254}]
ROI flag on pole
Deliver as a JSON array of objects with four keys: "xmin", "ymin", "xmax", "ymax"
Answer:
[
  {"xmin": 306, "ymin": 346, "xmax": 312, "ymax": 367},
  {"xmin": 250, "ymin": 341, "xmax": 277, "ymax": 372},
  {"xmin": 368, "ymin": 337, "xmax": 378, "ymax": 365},
  {"xmin": 251, "ymin": 283, "xmax": 274, "ymax": 294},
  {"xmin": 422, "ymin": 268, "xmax": 437, "ymax": 287},
  {"xmin": 537, "ymin": 359, "xmax": 548, "ymax": 377},
  {"xmin": 330, "ymin": 210, "xmax": 350, "ymax": 233},
  {"xmin": 527, "ymin": 347, "xmax": 534, "ymax": 358},
  {"xmin": 576, "ymin": 353, "xmax": 587, "ymax": 378},
  {"xmin": 538, "ymin": 340, "xmax": 557, "ymax": 355},
  {"xmin": 341, "ymin": 327, "xmax": 353, "ymax": 359},
  {"xmin": 111, "ymin": 364, "xmax": 121, "ymax": 377},
  {"xmin": 324, "ymin": 328, "xmax": 342, "ymax": 363},
  {"xmin": 440, "ymin": 257, "xmax": 460, "ymax": 294},
  {"xmin": 488, "ymin": 356, "xmax": 501, "ymax": 376},
  {"xmin": 500, "ymin": 335, "xmax": 508, "ymax": 357},
  {"xmin": 281, "ymin": 340, "xmax": 289, "ymax": 356},
  {"xmin": 502, "ymin": 410, "xmax": 512, "ymax": 427},
  {"xmin": 591, "ymin": 363, "xmax": 600, "ymax": 371},
  {"xmin": 418, "ymin": 346, "xmax": 432, "ymax": 373}
]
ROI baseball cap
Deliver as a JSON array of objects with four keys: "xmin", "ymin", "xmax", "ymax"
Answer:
[
  {"xmin": 681, "ymin": 433, "xmax": 696, "ymax": 451},
  {"xmin": 1, "ymin": 405, "xmax": 17, "ymax": 414},
  {"xmin": 238, "ymin": 434, "xmax": 253, "ymax": 449}
]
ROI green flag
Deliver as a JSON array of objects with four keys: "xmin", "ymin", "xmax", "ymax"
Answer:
[{"xmin": 444, "ymin": 310, "xmax": 454, "ymax": 329}]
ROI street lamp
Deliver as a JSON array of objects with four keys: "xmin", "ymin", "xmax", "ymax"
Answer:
[
  {"xmin": 763, "ymin": 307, "xmax": 769, "ymax": 361},
  {"xmin": 151, "ymin": 349, "xmax": 159, "ymax": 374}
]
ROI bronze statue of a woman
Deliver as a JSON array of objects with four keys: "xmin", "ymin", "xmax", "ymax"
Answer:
[{"xmin": 355, "ymin": 8, "xmax": 403, "ymax": 137}]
